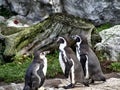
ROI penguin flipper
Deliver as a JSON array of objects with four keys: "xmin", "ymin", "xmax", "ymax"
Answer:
[
  {"xmin": 37, "ymin": 63, "xmax": 45, "ymax": 87},
  {"xmin": 80, "ymin": 54, "xmax": 88, "ymax": 77},
  {"xmin": 64, "ymin": 59, "xmax": 73, "ymax": 78},
  {"xmin": 31, "ymin": 75, "xmax": 39, "ymax": 90}
]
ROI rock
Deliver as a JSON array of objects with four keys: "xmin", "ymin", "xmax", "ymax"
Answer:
[
  {"xmin": 0, "ymin": 0, "xmax": 6, "ymax": 6},
  {"xmin": 63, "ymin": 0, "xmax": 120, "ymax": 26},
  {"xmin": 0, "ymin": 14, "xmax": 94, "ymax": 59},
  {"xmin": 49, "ymin": 0, "xmax": 62, "ymax": 13},
  {"xmin": 0, "ymin": 16, "xmax": 5, "ymax": 23},
  {"xmin": 6, "ymin": 0, "xmax": 53, "ymax": 23},
  {"xmin": 3, "ymin": 0, "xmax": 120, "ymax": 25},
  {"xmin": 95, "ymin": 25, "xmax": 120, "ymax": 61},
  {"xmin": 6, "ymin": 16, "xmax": 30, "ymax": 27},
  {"xmin": 0, "ymin": 77, "xmax": 120, "ymax": 90}
]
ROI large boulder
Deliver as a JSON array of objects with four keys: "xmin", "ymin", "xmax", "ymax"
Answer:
[
  {"xmin": 0, "ymin": 16, "xmax": 5, "ymax": 23},
  {"xmin": 3, "ymin": 0, "xmax": 51, "ymax": 23},
  {"xmin": 95, "ymin": 25, "xmax": 120, "ymax": 61},
  {"xmin": 0, "ymin": 14, "xmax": 94, "ymax": 61},
  {"xmin": 63, "ymin": 0, "xmax": 120, "ymax": 26},
  {"xmin": 2, "ymin": 0, "xmax": 62, "ymax": 23},
  {"xmin": 0, "ymin": 0, "xmax": 5, "ymax": 6},
  {"xmin": 1, "ymin": 0, "xmax": 120, "ymax": 25}
]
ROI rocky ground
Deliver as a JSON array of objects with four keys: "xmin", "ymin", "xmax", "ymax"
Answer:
[{"xmin": 0, "ymin": 73, "xmax": 120, "ymax": 90}]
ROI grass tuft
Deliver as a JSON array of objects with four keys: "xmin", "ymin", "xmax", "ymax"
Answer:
[
  {"xmin": 109, "ymin": 62, "xmax": 120, "ymax": 72},
  {"xmin": 96, "ymin": 23, "xmax": 112, "ymax": 32}
]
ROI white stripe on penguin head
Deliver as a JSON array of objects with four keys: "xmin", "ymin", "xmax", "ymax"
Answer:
[{"xmin": 58, "ymin": 37, "xmax": 67, "ymax": 51}]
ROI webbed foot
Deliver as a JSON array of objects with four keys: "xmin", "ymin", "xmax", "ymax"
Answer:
[{"xmin": 63, "ymin": 83, "xmax": 75, "ymax": 89}]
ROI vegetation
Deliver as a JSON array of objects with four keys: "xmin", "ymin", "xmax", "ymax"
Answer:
[
  {"xmin": 0, "ymin": 51, "xmax": 62, "ymax": 83},
  {"xmin": 109, "ymin": 62, "xmax": 120, "ymax": 72},
  {"xmin": 46, "ymin": 51, "xmax": 62, "ymax": 78},
  {"xmin": 0, "ymin": 56, "xmax": 31, "ymax": 83},
  {"xmin": 96, "ymin": 23, "xmax": 112, "ymax": 32}
]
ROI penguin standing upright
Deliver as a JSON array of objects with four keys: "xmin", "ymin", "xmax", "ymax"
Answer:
[
  {"xmin": 23, "ymin": 50, "xmax": 49, "ymax": 90},
  {"xmin": 72, "ymin": 34, "xmax": 106, "ymax": 83},
  {"xmin": 57, "ymin": 36, "xmax": 89, "ymax": 89}
]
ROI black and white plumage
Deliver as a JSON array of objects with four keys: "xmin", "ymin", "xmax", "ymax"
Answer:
[
  {"xmin": 72, "ymin": 34, "xmax": 106, "ymax": 83},
  {"xmin": 23, "ymin": 50, "xmax": 49, "ymax": 90},
  {"xmin": 57, "ymin": 36, "xmax": 89, "ymax": 89}
]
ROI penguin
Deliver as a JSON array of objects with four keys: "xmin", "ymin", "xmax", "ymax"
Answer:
[
  {"xmin": 23, "ymin": 50, "xmax": 49, "ymax": 90},
  {"xmin": 72, "ymin": 34, "xmax": 106, "ymax": 83},
  {"xmin": 57, "ymin": 36, "xmax": 89, "ymax": 89}
]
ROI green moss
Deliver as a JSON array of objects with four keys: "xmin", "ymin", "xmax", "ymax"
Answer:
[
  {"xmin": 52, "ymin": 13, "xmax": 94, "ymax": 30},
  {"xmin": 96, "ymin": 23, "xmax": 112, "ymax": 32},
  {"xmin": 0, "ymin": 24, "xmax": 22, "ymax": 35},
  {"xmin": 3, "ymin": 19, "xmax": 51, "ymax": 57}
]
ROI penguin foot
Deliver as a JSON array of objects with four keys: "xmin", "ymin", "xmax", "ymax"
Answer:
[
  {"xmin": 83, "ymin": 81, "xmax": 89, "ymax": 87},
  {"xmin": 83, "ymin": 79, "xmax": 89, "ymax": 87},
  {"xmin": 98, "ymin": 76, "xmax": 106, "ymax": 82},
  {"xmin": 89, "ymin": 79, "xmax": 95, "ymax": 84},
  {"xmin": 63, "ymin": 83, "xmax": 75, "ymax": 89},
  {"xmin": 101, "ymin": 77, "xmax": 106, "ymax": 82}
]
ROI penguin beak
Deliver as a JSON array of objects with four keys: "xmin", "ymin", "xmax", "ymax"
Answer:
[
  {"xmin": 43, "ymin": 51, "xmax": 50, "ymax": 55},
  {"xmin": 56, "ymin": 37, "xmax": 60, "ymax": 43}
]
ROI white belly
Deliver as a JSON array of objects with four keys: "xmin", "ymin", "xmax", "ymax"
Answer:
[
  {"xmin": 76, "ymin": 49, "xmax": 80, "ymax": 61},
  {"xmin": 43, "ymin": 57, "xmax": 47, "ymax": 76},
  {"xmin": 85, "ymin": 55, "xmax": 89, "ymax": 79},
  {"xmin": 76, "ymin": 43, "xmax": 81, "ymax": 61},
  {"xmin": 59, "ymin": 52, "xmax": 65, "ymax": 73}
]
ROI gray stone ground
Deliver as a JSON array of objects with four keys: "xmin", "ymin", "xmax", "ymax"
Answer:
[{"xmin": 0, "ymin": 73, "xmax": 120, "ymax": 90}]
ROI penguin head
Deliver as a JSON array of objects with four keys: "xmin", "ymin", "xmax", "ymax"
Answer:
[
  {"xmin": 39, "ymin": 52, "xmax": 46, "ymax": 59},
  {"xmin": 72, "ymin": 35, "xmax": 82, "ymax": 44},
  {"xmin": 57, "ymin": 36, "xmax": 67, "ymax": 48},
  {"xmin": 34, "ymin": 50, "xmax": 50, "ymax": 60}
]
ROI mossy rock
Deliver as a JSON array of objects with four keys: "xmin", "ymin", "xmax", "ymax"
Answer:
[{"xmin": 0, "ymin": 13, "xmax": 95, "ymax": 61}]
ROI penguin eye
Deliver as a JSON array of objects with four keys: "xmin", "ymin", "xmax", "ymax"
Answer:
[
  {"xmin": 76, "ymin": 37, "xmax": 80, "ymax": 42},
  {"xmin": 76, "ymin": 37, "xmax": 82, "ymax": 43},
  {"xmin": 42, "ymin": 52, "xmax": 45, "ymax": 55},
  {"xmin": 39, "ymin": 52, "xmax": 44, "ymax": 56},
  {"xmin": 60, "ymin": 39, "xmax": 64, "ymax": 43},
  {"xmin": 57, "ymin": 37, "xmax": 65, "ymax": 43}
]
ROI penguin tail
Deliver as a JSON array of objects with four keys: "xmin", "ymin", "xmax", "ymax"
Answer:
[
  {"xmin": 98, "ymin": 73, "xmax": 106, "ymax": 82},
  {"xmin": 93, "ymin": 74, "xmax": 106, "ymax": 82},
  {"xmin": 100, "ymin": 76, "xmax": 106, "ymax": 82}
]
